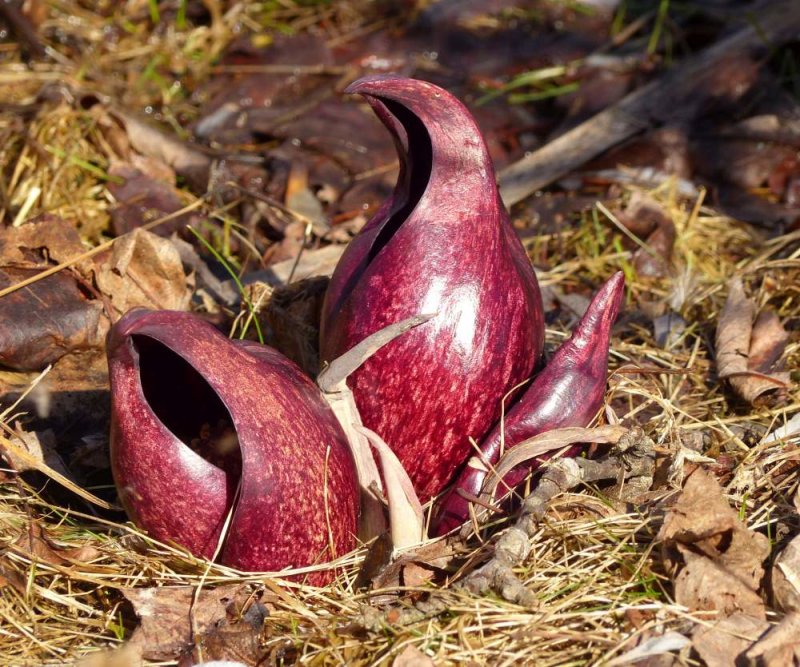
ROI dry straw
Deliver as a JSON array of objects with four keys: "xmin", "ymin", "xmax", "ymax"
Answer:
[{"xmin": 0, "ymin": 2, "xmax": 798, "ymax": 665}]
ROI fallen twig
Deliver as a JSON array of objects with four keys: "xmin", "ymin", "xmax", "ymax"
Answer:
[
  {"xmin": 457, "ymin": 427, "xmax": 656, "ymax": 605},
  {"xmin": 497, "ymin": 0, "xmax": 800, "ymax": 207}
]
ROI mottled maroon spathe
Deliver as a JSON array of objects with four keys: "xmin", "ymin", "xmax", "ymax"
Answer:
[
  {"xmin": 108, "ymin": 309, "xmax": 359, "ymax": 585},
  {"xmin": 320, "ymin": 76, "xmax": 545, "ymax": 502}
]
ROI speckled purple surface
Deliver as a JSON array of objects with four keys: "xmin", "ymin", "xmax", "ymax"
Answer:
[
  {"xmin": 108, "ymin": 309, "xmax": 359, "ymax": 583},
  {"xmin": 432, "ymin": 271, "xmax": 625, "ymax": 535},
  {"xmin": 320, "ymin": 76, "xmax": 544, "ymax": 501}
]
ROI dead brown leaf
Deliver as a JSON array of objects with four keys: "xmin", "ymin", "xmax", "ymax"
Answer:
[
  {"xmin": 107, "ymin": 161, "xmax": 193, "ymax": 237},
  {"xmin": 771, "ymin": 534, "xmax": 800, "ymax": 612},
  {"xmin": 0, "ymin": 564, "xmax": 27, "ymax": 595},
  {"xmin": 392, "ymin": 644, "xmax": 436, "ymax": 667},
  {"xmin": 0, "ymin": 266, "xmax": 107, "ymax": 370},
  {"xmin": 715, "ymin": 277, "xmax": 790, "ymax": 404},
  {"xmin": 75, "ymin": 644, "xmax": 143, "ymax": 667},
  {"xmin": 744, "ymin": 611, "xmax": 800, "ymax": 666},
  {"xmin": 94, "ymin": 228, "xmax": 193, "ymax": 316},
  {"xmin": 0, "ymin": 217, "xmax": 108, "ymax": 370},
  {"xmin": 371, "ymin": 539, "xmax": 458, "ymax": 590},
  {"xmin": 11, "ymin": 521, "xmax": 99, "ymax": 566},
  {"xmin": 618, "ymin": 194, "xmax": 676, "ymax": 278},
  {"xmin": 659, "ymin": 467, "xmax": 770, "ymax": 617},
  {"xmin": 749, "ymin": 310, "xmax": 790, "ymax": 373},
  {"xmin": 0, "ymin": 214, "xmax": 90, "ymax": 267},
  {"xmin": 122, "ymin": 584, "xmax": 248, "ymax": 662},
  {"xmin": 675, "ymin": 551, "xmax": 766, "ymax": 618},
  {"xmin": 3, "ymin": 427, "xmax": 70, "ymax": 480},
  {"xmin": 285, "ymin": 162, "xmax": 328, "ymax": 235},
  {"xmin": 110, "ymin": 110, "xmax": 211, "ymax": 193},
  {"xmin": 192, "ymin": 621, "xmax": 265, "ymax": 666},
  {"xmin": 242, "ymin": 244, "xmax": 345, "ymax": 287},
  {"xmin": 692, "ymin": 612, "xmax": 768, "ymax": 667}
]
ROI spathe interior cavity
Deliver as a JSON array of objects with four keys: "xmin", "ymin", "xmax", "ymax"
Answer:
[
  {"xmin": 133, "ymin": 334, "xmax": 242, "ymax": 484},
  {"xmin": 366, "ymin": 97, "xmax": 433, "ymax": 264}
]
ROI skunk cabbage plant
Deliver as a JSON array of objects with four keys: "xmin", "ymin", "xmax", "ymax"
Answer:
[
  {"xmin": 433, "ymin": 271, "xmax": 625, "ymax": 535},
  {"xmin": 108, "ymin": 309, "xmax": 358, "ymax": 583},
  {"xmin": 320, "ymin": 75, "xmax": 544, "ymax": 501}
]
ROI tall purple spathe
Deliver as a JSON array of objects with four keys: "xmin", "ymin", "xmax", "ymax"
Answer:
[
  {"xmin": 320, "ymin": 76, "xmax": 544, "ymax": 501},
  {"xmin": 108, "ymin": 309, "xmax": 358, "ymax": 584}
]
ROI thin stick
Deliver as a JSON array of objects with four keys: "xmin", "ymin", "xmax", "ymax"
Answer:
[
  {"xmin": 0, "ymin": 196, "xmax": 208, "ymax": 300},
  {"xmin": 497, "ymin": 0, "xmax": 800, "ymax": 207}
]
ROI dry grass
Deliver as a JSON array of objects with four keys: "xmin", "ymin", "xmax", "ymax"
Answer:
[{"xmin": 0, "ymin": 2, "xmax": 798, "ymax": 666}]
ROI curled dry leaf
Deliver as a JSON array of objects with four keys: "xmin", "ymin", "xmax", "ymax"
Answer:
[
  {"xmin": 659, "ymin": 467, "xmax": 770, "ymax": 618},
  {"xmin": 715, "ymin": 277, "xmax": 790, "ymax": 404},
  {"xmin": 370, "ymin": 539, "xmax": 458, "ymax": 590},
  {"xmin": 11, "ymin": 521, "xmax": 99, "ymax": 567},
  {"xmin": 3, "ymin": 427, "xmax": 68, "ymax": 479},
  {"xmin": 94, "ymin": 228, "xmax": 194, "ymax": 316}
]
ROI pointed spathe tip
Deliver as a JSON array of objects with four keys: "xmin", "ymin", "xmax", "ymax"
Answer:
[
  {"xmin": 344, "ymin": 74, "xmax": 397, "ymax": 96},
  {"xmin": 572, "ymin": 271, "xmax": 625, "ymax": 339},
  {"xmin": 344, "ymin": 74, "xmax": 431, "ymax": 97},
  {"xmin": 602, "ymin": 270, "xmax": 626, "ymax": 309},
  {"xmin": 604, "ymin": 269, "xmax": 626, "ymax": 310}
]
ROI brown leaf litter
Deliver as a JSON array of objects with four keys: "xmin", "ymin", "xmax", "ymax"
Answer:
[
  {"xmin": 715, "ymin": 277, "xmax": 790, "ymax": 405},
  {"xmin": 11, "ymin": 520, "xmax": 99, "ymax": 568},
  {"xmin": 771, "ymin": 533, "xmax": 800, "ymax": 613},
  {"xmin": 0, "ymin": 217, "xmax": 107, "ymax": 370},
  {"xmin": 94, "ymin": 228, "xmax": 194, "ymax": 315},
  {"xmin": 658, "ymin": 466, "xmax": 800, "ymax": 666},
  {"xmin": 659, "ymin": 467, "xmax": 770, "ymax": 616},
  {"xmin": 0, "ymin": 218, "xmax": 193, "ymax": 371},
  {"xmin": 121, "ymin": 584, "xmax": 256, "ymax": 662}
]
